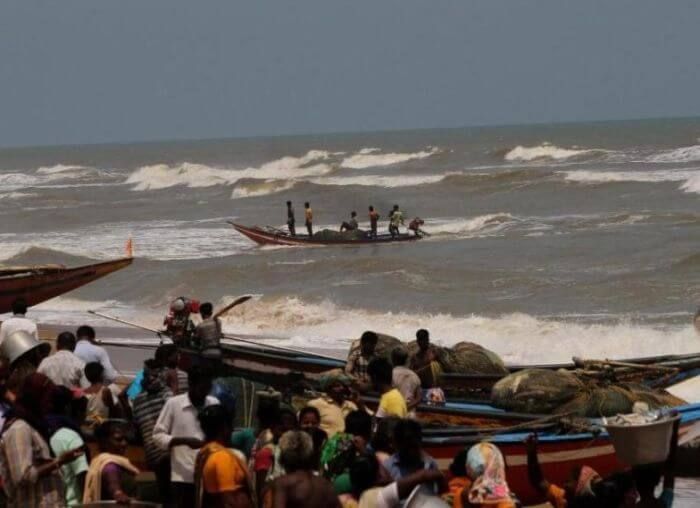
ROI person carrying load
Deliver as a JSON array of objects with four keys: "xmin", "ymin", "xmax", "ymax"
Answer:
[{"xmin": 163, "ymin": 297, "xmax": 200, "ymax": 346}]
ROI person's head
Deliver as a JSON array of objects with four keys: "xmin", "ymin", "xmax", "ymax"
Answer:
[
  {"xmin": 319, "ymin": 372, "xmax": 351, "ymax": 404},
  {"xmin": 278, "ymin": 407, "xmax": 298, "ymax": 435},
  {"xmin": 393, "ymin": 419, "xmax": 423, "ymax": 466},
  {"xmin": 256, "ymin": 397, "xmax": 281, "ymax": 430},
  {"xmin": 369, "ymin": 206, "xmax": 374, "ymax": 212},
  {"xmin": 56, "ymin": 331, "xmax": 77, "ymax": 352},
  {"xmin": 199, "ymin": 302, "xmax": 213, "ymax": 319},
  {"xmin": 349, "ymin": 453, "xmax": 379, "ymax": 496},
  {"xmin": 359, "ymin": 331, "xmax": 378, "ymax": 356},
  {"xmin": 367, "ymin": 357, "xmax": 393, "ymax": 391},
  {"xmin": 393, "ymin": 204, "xmax": 399, "ymax": 211},
  {"xmin": 345, "ymin": 410, "xmax": 372, "ymax": 442},
  {"xmin": 416, "ymin": 329, "xmax": 430, "ymax": 351},
  {"xmin": 299, "ymin": 406, "xmax": 321, "ymax": 429},
  {"xmin": 95, "ymin": 420, "xmax": 129, "ymax": 455},
  {"xmin": 18, "ymin": 373, "xmax": 55, "ymax": 417},
  {"xmin": 391, "ymin": 347, "xmax": 409, "ymax": 367},
  {"xmin": 49, "ymin": 385, "xmax": 74, "ymax": 416},
  {"xmin": 155, "ymin": 344, "xmax": 178, "ymax": 369},
  {"xmin": 84, "ymin": 362, "xmax": 105, "ymax": 385},
  {"xmin": 170, "ymin": 298, "xmax": 187, "ymax": 314},
  {"xmin": 141, "ymin": 359, "xmax": 164, "ymax": 393},
  {"xmin": 199, "ymin": 404, "xmax": 233, "ymax": 443},
  {"xmin": 631, "ymin": 464, "xmax": 663, "ymax": 500},
  {"xmin": 76, "ymin": 325, "xmax": 96, "ymax": 343},
  {"xmin": 371, "ymin": 416, "xmax": 400, "ymax": 454},
  {"xmin": 351, "ymin": 211, "xmax": 357, "ymax": 218},
  {"xmin": 11, "ymin": 298, "xmax": 28, "ymax": 316},
  {"xmin": 449, "ymin": 448, "xmax": 468, "ymax": 478},
  {"xmin": 187, "ymin": 365, "xmax": 213, "ymax": 406},
  {"xmin": 278, "ymin": 430, "xmax": 314, "ymax": 472},
  {"xmin": 466, "ymin": 442, "xmax": 506, "ymax": 482},
  {"xmin": 286, "ymin": 200, "xmax": 292, "ymax": 207},
  {"xmin": 304, "ymin": 202, "xmax": 310, "ymax": 208}
]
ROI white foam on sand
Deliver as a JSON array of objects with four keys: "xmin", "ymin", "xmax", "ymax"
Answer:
[{"xmin": 505, "ymin": 144, "xmax": 600, "ymax": 162}]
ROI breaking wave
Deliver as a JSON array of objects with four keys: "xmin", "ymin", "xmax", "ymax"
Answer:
[
  {"xmin": 648, "ymin": 144, "xmax": 700, "ymax": 163},
  {"xmin": 311, "ymin": 173, "xmax": 447, "ymax": 188},
  {"xmin": 423, "ymin": 214, "xmax": 516, "ymax": 238},
  {"xmin": 340, "ymin": 147, "xmax": 439, "ymax": 169},
  {"xmin": 505, "ymin": 144, "xmax": 601, "ymax": 162},
  {"xmin": 560, "ymin": 169, "xmax": 700, "ymax": 194}
]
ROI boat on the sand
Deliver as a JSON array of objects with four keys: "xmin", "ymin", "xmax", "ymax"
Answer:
[
  {"xmin": 0, "ymin": 257, "xmax": 133, "ymax": 314},
  {"xmin": 230, "ymin": 222, "xmax": 422, "ymax": 246}
]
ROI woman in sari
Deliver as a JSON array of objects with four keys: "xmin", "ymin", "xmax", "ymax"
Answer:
[
  {"xmin": 83, "ymin": 420, "xmax": 139, "ymax": 504},
  {"xmin": 459, "ymin": 442, "xmax": 519, "ymax": 508}
]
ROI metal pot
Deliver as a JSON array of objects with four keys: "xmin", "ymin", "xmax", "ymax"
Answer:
[{"xmin": 0, "ymin": 330, "xmax": 51, "ymax": 365}]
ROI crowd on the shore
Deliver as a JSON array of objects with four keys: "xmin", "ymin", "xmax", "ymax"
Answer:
[{"xmin": 0, "ymin": 298, "xmax": 680, "ymax": 507}]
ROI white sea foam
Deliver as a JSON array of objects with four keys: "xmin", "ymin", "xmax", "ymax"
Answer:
[
  {"xmin": 0, "ymin": 191, "xmax": 37, "ymax": 201},
  {"xmin": 213, "ymin": 297, "xmax": 700, "ymax": 364},
  {"xmin": 311, "ymin": 173, "xmax": 446, "ymax": 188},
  {"xmin": 36, "ymin": 164, "xmax": 90, "ymax": 175},
  {"xmin": 231, "ymin": 180, "xmax": 296, "ymax": 198},
  {"xmin": 505, "ymin": 144, "xmax": 598, "ymax": 162},
  {"xmin": 0, "ymin": 165, "xmax": 108, "ymax": 192},
  {"xmin": 125, "ymin": 150, "xmax": 334, "ymax": 191},
  {"xmin": 560, "ymin": 169, "xmax": 700, "ymax": 194},
  {"xmin": 0, "ymin": 218, "xmax": 250, "ymax": 262},
  {"xmin": 648, "ymin": 144, "xmax": 700, "ymax": 163},
  {"xmin": 340, "ymin": 147, "xmax": 439, "ymax": 169},
  {"xmin": 424, "ymin": 214, "xmax": 516, "ymax": 238}
]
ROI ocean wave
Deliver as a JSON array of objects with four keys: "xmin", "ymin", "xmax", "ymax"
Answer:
[
  {"xmin": 0, "ymin": 191, "xmax": 37, "ymax": 201},
  {"xmin": 340, "ymin": 147, "xmax": 439, "ymax": 169},
  {"xmin": 212, "ymin": 297, "xmax": 699, "ymax": 364},
  {"xmin": 504, "ymin": 144, "xmax": 601, "ymax": 162},
  {"xmin": 560, "ymin": 169, "xmax": 700, "ymax": 195},
  {"xmin": 648, "ymin": 144, "xmax": 700, "ymax": 163},
  {"xmin": 311, "ymin": 173, "xmax": 447, "ymax": 188},
  {"xmin": 231, "ymin": 180, "xmax": 296, "ymax": 199},
  {"xmin": 0, "ymin": 218, "xmax": 250, "ymax": 262},
  {"xmin": 36, "ymin": 164, "xmax": 90, "ymax": 175},
  {"xmin": 125, "ymin": 150, "xmax": 334, "ymax": 191},
  {"xmin": 423, "ymin": 214, "xmax": 516, "ymax": 238},
  {"xmin": 0, "ymin": 165, "xmax": 110, "ymax": 192}
]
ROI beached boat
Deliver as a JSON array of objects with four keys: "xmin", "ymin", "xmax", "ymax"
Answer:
[
  {"xmin": 0, "ymin": 257, "xmax": 133, "ymax": 313},
  {"xmin": 230, "ymin": 222, "xmax": 421, "ymax": 246}
]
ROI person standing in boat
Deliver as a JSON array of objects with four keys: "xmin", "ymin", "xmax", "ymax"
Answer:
[
  {"xmin": 286, "ymin": 201, "xmax": 296, "ymax": 236},
  {"xmin": 345, "ymin": 331, "xmax": 379, "ymax": 391},
  {"xmin": 340, "ymin": 211, "xmax": 359, "ymax": 232},
  {"xmin": 163, "ymin": 297, "xmax": 199, "ymax": 347},
  {"xmin": 194, "ymin": 302, "xmax": 222, "ymax": 372},
  {"xmin": 368, "ymin": 206, "xmax": 380, "ymax": 238},
  {"xmin": 304, "ymin": 202, "xmax": 313, "ymax": 237},
  {"xmin": 408, "ymin": 329, "xmax": 441, "ymax": 389},
  {"xmin": 388, "ymin": 205, "xmax": 404, "ymax": 238}
]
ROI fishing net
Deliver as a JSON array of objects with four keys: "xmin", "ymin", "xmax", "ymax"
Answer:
[
  {"xmin": 347, "ymin": 333, "xmax": 403, "ymax": 360},
  {"xmin": 490, "ymin": 368, "xmax": 585, "ymax": 414},
  {"xmin": 312, "ymin": 229, "xmax": 367, "ymax": 241}
]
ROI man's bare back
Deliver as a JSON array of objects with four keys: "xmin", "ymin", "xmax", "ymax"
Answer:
[{"xmin": 271, "ymin": 471, "xmax": 340, "ymax": 508}]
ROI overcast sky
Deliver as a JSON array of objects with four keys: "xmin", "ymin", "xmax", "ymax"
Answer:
[{"xmin": 1, "ymin": 1, "xmax": 699, "ymax": 147}]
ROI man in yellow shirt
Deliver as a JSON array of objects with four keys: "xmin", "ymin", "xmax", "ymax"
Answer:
[
  {"xmin": 307, "ymin": 373, "xmax": 358, "ymax": 437},
  {"xmin": 368, "ymin": 358, "xmax": 407, "ymax": 418},
  {"xmin": 304, "ymin": 202, "xmax": 313, "ymax": 237}
]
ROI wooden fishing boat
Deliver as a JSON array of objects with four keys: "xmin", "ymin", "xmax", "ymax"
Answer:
[
  {"xmin": 230, "ymin": 222, "xmax": 422, "ymax": 246},
  {"xmin": 0, "ymin": 257, "xmax": 133, "ymax": 314},
  {"xmin": 421, "ymin": 403, "xmax": 700, "ymax": 505}
]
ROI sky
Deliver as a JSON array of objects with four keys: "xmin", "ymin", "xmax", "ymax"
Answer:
[{"xmin": 1, "ymin": 1, "xmax": 700, "ymax": 147}]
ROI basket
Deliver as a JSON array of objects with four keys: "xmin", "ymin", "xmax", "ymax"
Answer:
[{"xmin": 604, "ymin": 413, "xmax": 680, "ymax": 465}]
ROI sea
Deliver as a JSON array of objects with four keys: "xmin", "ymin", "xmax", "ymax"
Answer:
[{"xmin": 1, "ymin": 117, "xmax": 699, "ymax": 365}]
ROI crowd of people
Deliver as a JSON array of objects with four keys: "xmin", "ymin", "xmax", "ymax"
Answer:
[
  {"xmin": 284, "ymin": 201, "xmax": 423, "ymax": 239},
  {"xmin": 0, "ymin": 298, "xmax": 681, "ymax": 508}
]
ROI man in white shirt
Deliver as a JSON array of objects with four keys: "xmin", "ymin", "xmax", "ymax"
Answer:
[
  {"xmin": 73, "ymin": 325, "xmax": 119, "ymax": 384},
  {"xmin": 38, "ymin": 331, "xmax": 87, "ymax": 389},
  {"xmin": 0, "ymin": 298, "xmax": 38, "ymax": 345},
  {"xmin": 153, "ymin": 365, "xmax": 218, "ymax": 508}
]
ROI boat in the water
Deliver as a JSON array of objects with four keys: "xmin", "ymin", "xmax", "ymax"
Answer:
[
  {"xmin": 230, "ymin": 222, "xmax": 422, "ymax": 246},
  {"xmin": 0, "ymin": 257, "xmax": 133, "ymax": 313}
]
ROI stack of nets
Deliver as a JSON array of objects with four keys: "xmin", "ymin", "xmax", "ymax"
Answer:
[
  {"xmin": 491, "ymin": 368, "xmax": 683, "ymax": 417},
  {"xmin": 347, "ymin": 334, "xmax": 508, "ymax": 375},
  {"xmin": 313, "ymin": 229, "xmax": 366, "ymax": 241}
]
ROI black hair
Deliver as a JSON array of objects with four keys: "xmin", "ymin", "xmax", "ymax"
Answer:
[
  {"xmin": 391, "ymin": 347, "xmax": 408, "ymax": 367},
  {"xmin": 256, "ymin": 397, "xmax": 281, "ymax": 428},
  {"xmin": 56, "ymin": 331, "xmax": 77, "ymax": 351},
  {"xmin": 369, "ymin": 206, "xmax": 374, "ymax": 211},
  {"xmin": 304, "ymin": 202, "xmax": 310, "ymax": 207},
  {"xmin": 187, "ymin": 365, "xmax": 213, "ymax": 387},
  {"xmin": 155, "ymin": 344, "xmax": 177, "ymax": 365},
  {"xmin": 371, "ymin": 416, "xmax": 401, "ymax": 453},
  {"xmin": 286, "ymin": 201, "xmax": 292, "ymax": 206},
  {"xmin": 345, "ymin": 410, "xmax": 372, "ymax": 440},
  {"xmin": 299, "ymin": 406, "xmax": 321, "ymax": 423},
  {"xmin": 351, "ymin": 211, "xmax": 357, "ymax": 217},
  {"xmin": 367, "ymin": 357, "xmax": 393, "ymax": 386},
  {"xmin": 303, "ymin": 426, "xmax": 328, "ymax": 469},
  {"xmin": 200, "ymin": 302, "xmax": 214, "ymax": 317},
  {"xmin": 279, "ymin": 406, "xmax": 298, "ymax": 427},
  {"xmin": 76, "ymin": 325, "xmax": 95, "ymax": 340},
  {"xmin": 360, "ymin": 331, "xmax": 378, "ymax": 346},
  {"xmin": 94, "ymin": 420, "xmax": 127, "ymax": 447},
  {"xmin": 394, "ymin": 418, "xmax": 422, "ymax": 447},
  {"xmin": 449, "ymin": 448, "xmax": 468, "ymax": 477},
  {"xmin": 416, "ymin": 329, "xmax": 430, "ymax": 342},
  {"xmin": 144, "ymin": 358, "xmax": 160, "ymax": 371},
  {"xmin": 349, "ymin": 453, "xmax": 379, "ymax": 495},
  {"xmin": 11, "ymin": 298, "xmax": 28, "ymax": 315},
  {"xmin": 84, "ymin": 362, "xmax": 105, "ymax": 384},
  {"xmin": 49, "ymin": 385, "xmax": 74, "ymax": 414},
  {"xmin": 199, "ymin": 404, "xmax": 232, "ymax": 441}
]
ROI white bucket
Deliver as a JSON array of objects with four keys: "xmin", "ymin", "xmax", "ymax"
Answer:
[{"xmin": 604, "ymin": 414, "xmax": 680, "ymax": 466}]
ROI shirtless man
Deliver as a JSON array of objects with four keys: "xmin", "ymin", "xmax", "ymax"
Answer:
[
  {"xmin": 408, "ymin": 328, "xmax": 440, "ymax": 388},
  {"xmin": 270, "ymin": 430, "xmax": 340, "ymax": 508}
]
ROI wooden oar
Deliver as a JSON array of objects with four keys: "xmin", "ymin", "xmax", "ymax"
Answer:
[
  {"xmin": 213, "ymin": 295, "xmax": 254, "ymax": 319},
  {"xmin": 87, "ymin": 310, "xmax": 164, "ymax": 337}
]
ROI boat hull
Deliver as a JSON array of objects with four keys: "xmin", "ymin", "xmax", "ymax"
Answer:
[
  {"xmin": 0, "ymin": 257, "xmax": 133, "ymax": 313},
  {"xmin": 231, "ymin": 222, "xmax": 421, "ymax": 246}
]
